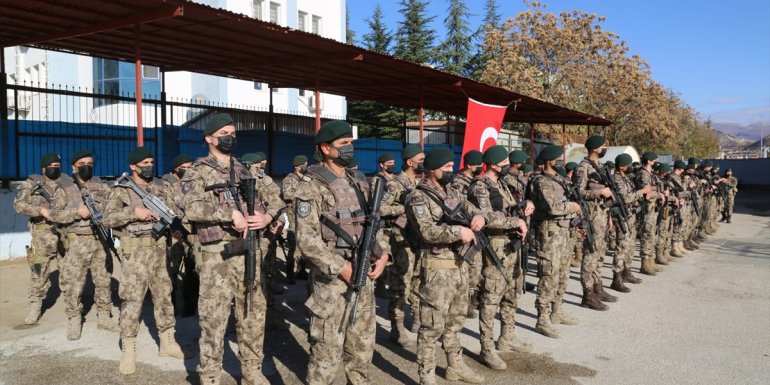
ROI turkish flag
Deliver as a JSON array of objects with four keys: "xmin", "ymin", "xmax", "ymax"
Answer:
[{"xmin": 460, "ymin": 98, "xmax": 508, "ymax": 168}]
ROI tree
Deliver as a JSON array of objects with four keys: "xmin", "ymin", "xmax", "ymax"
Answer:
[
  {"xmin": 436, "ymin": 0, "xmax": 473, "ymax": 76},
  {"xmin": 362, "ymin": 4, "xmax": 392, "ymax": 53},
  {"xmin": 346, "ymin": 3, "xmax": 355, "ymax": 45},
  {"xmin": 393, "ymin": 0, "xmax": 436, "ymax": 65},
  {"xmin": 467, "ymin": 0, "xmax": 501, "ymax": 79}
]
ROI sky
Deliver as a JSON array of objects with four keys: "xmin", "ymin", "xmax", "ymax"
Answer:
[{"xmin": 347, "ymin": 0, "xmax": 770, "ymax": 126}]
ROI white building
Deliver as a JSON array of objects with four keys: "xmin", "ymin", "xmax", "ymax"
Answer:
[{"xmin": 3, "ymin": 0, "xmax": 347, "ymax": 126}]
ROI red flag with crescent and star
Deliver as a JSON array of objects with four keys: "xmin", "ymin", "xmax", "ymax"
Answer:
[{"xmin": 460, "ymin": 98, "xmax": 508, "ymax": 168}]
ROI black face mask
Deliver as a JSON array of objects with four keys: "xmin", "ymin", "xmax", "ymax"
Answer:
[
  {"xmin": 215, "ymin": 135, "xmax": 237, "ymax": 154},
  {"xmin": 385, "ymin": 165, "xmax": 395, "ymax": 174},
  {"xmin": 599, "ymin": 148, "xmax": 607, "ymax": 158},
  {"xmin": 414, "ymin": 162, "xmax": 425, "ymax": 174},
  {"xmin": 44, "ymin": 166, "xmax": 61, "ymax": 180},
  {"xmin": 332, "ymin": 144, "xmax": 355, "ymax": 167},
  {"xmin": 299, "ymin": 165, "xmax": 308, "ymax": 175},
  {"xmin": 76, "ymin": 164, "xmax": 93, "ymax": 181},
  {"xmin": 138, "ymin": 166, "xmax": 153, "ymax": 181},
  {"xmin": 472, "ymin": 166, "xmax": 483, "ymax": 176},
  {"xmin": 498, "ymin": 164, "xmax": 511, "ymax": 177},
  {"xmin": 175, "ymin": 169, "xmax": 186, "ymax": 179},
  {"xmin": 437, "ymin": 171, "xmax": 456, "ymax": 186}
]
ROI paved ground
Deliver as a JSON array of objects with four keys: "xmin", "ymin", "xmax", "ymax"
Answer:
[{"xmin": 1, "ymin": 191, "xmax": 769, "ymax": 385}]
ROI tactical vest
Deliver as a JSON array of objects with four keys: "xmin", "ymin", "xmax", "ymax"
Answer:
[
  {"xmin": 308, "ymin": 164, "xmax": 368, "ymax": 258},
  {"xmin": 116, "ymin": 178, "xmax": 172, "ymax": 237},
  {"xmin": 59, "ymin": 177, "xmax": 106, "ymax": 235},
  {"xmin": 28, "ymin": 174, "xmax": 56, "ymax": 211},
  {"xmin": 468, "ymin": 176, "xmax": 516, "ymax": 215}
]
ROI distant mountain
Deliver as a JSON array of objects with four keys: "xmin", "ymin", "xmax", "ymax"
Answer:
[
  {"xmin": 712, "ymin": 121, "xmax": 769, "ymax": 141},
  {"xmin": 717, "ymin": 130, "xmax": 754, "ymax": 150},
  {"xmin": 743, "ymin": 135, "xmax": 770, "ymax": 152}
]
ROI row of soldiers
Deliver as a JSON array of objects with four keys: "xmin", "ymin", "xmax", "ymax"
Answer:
[{"xmin": 13, "ymin": 115, "xmax": 738, "ymax": 385}]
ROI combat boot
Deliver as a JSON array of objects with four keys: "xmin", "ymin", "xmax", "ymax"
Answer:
[
  {"xmin": 480, "ymin": 340, "xmax": 506, "ymax": 370},
  {"xmin": 594, "ymin": 283, "xmax": 618, "ymax": 302},
  {"xmin": 640, "ymin": 257, "xmax": 657, "ymax": 276},
  {"xmin": 622, "ymin": 267, "xmax": 642, "ymax": 284},
  {"xmin": 727, "ymin": 216, "xmax": 732, "ymax": 224},
  {"xmin": 119, "ymin": 337, "xmax": 137, "ymax": 375},
  {"xmin": 242, "ymin": 360, "xmax": 269, "ymax": 385},
  {"xmin": 535, "ymin": 306, "xmax": 560, "ymax": 338},
  {"xmin": 97, "ymin": 309, "xmax": 120, "ymax": 332},
  {"xmin": 24, "ymin": 299, "xmax": 42, "ymax": 325},
  {"xmin": 445, "ymin": 351, "xmax": 484, "ymax": 383},
  {"xmin": 67, "ymin": 316, "xmax": 82, "ymax": 340},
  {"xmin": 581, "ymin": 288, "xmax": 608, "ymax": 311},
  {"xmin": 496, "ymin": 325, "xmax": 533, "ymax": 352},
  {"xmin": 550, "ymin": 299, "xmax": 578, "ymax": 325},
  {"xmin": 159, "ymin": 327, "xmax": 191, "ymax": 359},
  {"xmin": 654, "ymin": 251, "xmax": 669, "ymax": 266},
  {"xmin": 418, "ymin": 367, "xmax": 437, "ymax": 385},
  {"xmin": 390, "ymin": 318, "xmax": 413, "ymax": 348},
  {"xmin": 671, "ymin": 242, "xmax": 686, "ymax": 258},
  {"xmin": 570, "ymin": 257, "xmax": 581, "ymax": 268},
  {"xmin": 610, "ymin": 272, "xmax": 630, "ymax": 293}
]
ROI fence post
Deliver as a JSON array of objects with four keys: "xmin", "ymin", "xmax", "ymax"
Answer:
[
  {"xmin": 14, "ymin": 86, "xmax": 20, "ymax": 179},
  {"xmin": 0, "ymin": 49, "xmax": 7, "ymax": 182},
  {"xmin": 267, "ymin": 85, "xmax": 275, "ymax": 175}
]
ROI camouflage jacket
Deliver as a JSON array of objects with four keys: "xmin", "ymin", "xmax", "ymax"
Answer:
[
  {"xmin": 102, "ymin": 175, "xmax": 179, "ymax": 237},
  {"xmin": 449, "ymin": 172, "xmax": 474, "ymax": 197},
  {"xmin": 467, "ymin": 175, "xmax": 522, "ymax": 234},
  {"xmin": 49, "ymin": 176, "xmax": 110, "ymax": 235},
  {"xmin": 13, "ymin": 175, "xmax": 59, "ymax": 224},
  {"xmin": 530, "ymin": 171, "xmax": 579, "ymax": 223},
  {"xmin": 379, "ymin": 171, "xmax": 419, "ymax": 228}
]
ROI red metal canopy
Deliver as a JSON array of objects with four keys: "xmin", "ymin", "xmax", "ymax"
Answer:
[{"xmin": 0, "ymin": 0, "xmax": 611, "ymax": 126}]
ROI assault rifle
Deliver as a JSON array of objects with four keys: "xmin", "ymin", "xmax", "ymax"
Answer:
[
  {"xmin": 115, "ymin": 172, "xmax": 186, "ymax": 239},
  {"xmin": 32, "ymin": 181, "xmax": 54, "ymax": 204},
  {"xmin": 73, "ymin": 177, "xmax": 121, "ymax": 271},
  {"xmin": 567, "ymin": 184, "xmax": 598, "ymax": 253},
  {"xmin": 341, "ymin": 176, "xmax": 386, "ymax": 332},
  {"xmin": 600, "ymin": 167, "xmax": 630, "ymax": 234},
  {"xmin": 241, "ymin": 177, "xmax": 259, "ymax": 315}
]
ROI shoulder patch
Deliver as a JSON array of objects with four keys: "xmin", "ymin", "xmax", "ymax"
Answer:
[
  {"xmin": 414, "ymin": 205, "xmax": 427, "ymax": 217},
  {"xmin": 297, "ymin": 201, "xmax": 311, "ymax": 218}
]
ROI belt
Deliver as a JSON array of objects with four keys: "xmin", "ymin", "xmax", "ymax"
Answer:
[
  {"xmin": 423, "ymin": 258, "xmax": 462, "ymax": 269},
  {"xmin": 122, "ymin": 236, "xmax": 165, "ymax": 248}
]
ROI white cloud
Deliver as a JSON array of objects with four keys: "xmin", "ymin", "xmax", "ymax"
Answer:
[{"xmin": 707, "ymin": 105, "xmax": 770, "ymax": 125}]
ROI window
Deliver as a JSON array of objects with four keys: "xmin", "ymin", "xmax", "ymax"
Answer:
[
  {"xmin": 254, "ymin": 82, "xmax": 263, "ymax": 90},
  {"xmin": 299, "ymin": 89, "xmax": 305, "ymax": 97},
  {"xmin": 311, "ymin": 15, "xmax": 321, "ymax": 35},
  {"xmin": 269, "ymin": 2, "xmax": 280, "ymax": 24},
  {"xmin": 142, "ymin": 65, "xmax": 159, "ymax": 79},
  {"xmin": 298, "ymin": 11, "xmax": 307, "ymax": 32},
  {"xmin": 252, "ymin": 0, "xmax": 263, "ymax": 20}
]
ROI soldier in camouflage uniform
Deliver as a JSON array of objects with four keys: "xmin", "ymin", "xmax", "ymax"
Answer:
[
  {"xmin": 295, "ymin": 121, "xmax": 390, "ymax": 385},
  {"xmin": 450, "ymin": 150, "xmax": 482, "ymax": 320},
  {"xmin": 49, "ymin": 149, "xmax": 118, "ymax": 339},
  {"xmin": 406, "ymin": 147, "xmax": 487, "ymax": 385},
  {"xmin": 182, "ymin": 114, "xmax": 284, "ymax": 385},
  {"xmin": 609, "ymin": 154, "xmax": 649, "ymax": 292},
  {"xmin": 667, "ymin": 161, "xmax": 691, "ymax": 258},
  {"xmin": 635, "ymin": 152, "xmax": 665, "ymax": 275},
  {"xmin": 372, "ymin": 153, "xmax": 397, "ymax": 302},
  {"xmin": 654, "ymin": 164, "xmax": 678, "ymax": 264},
  {"xmin": 564, "ymin": 162, "xmax": 583, "ymax": 268},
  {"xmin": 281, "ymin": 154, "xmax": 309, "ymax": 284},
  {"xmin": 529, "ymin": 145, "xmax": 582, "ymax": 338},
  {"xmin": 467, "ymin": 145, "xmax": 531, "ymax": 370},
  {"xmin": 574, "ymin": 136, "xmax": 617, "ymax": 310},
  {"xmin": 721, "ymin": 169, "xmax": 738, "ymax": 223},
  {"xmin": 379, "ymin": 145, "xmax": 422, "ymax": 347},
  {"xmin": 13, "ymin": 152, "xmax": 64, "ymax": 325},
  {"xmin": 102, "ymin": 147, "xmax": 189, "ymax": 375}
]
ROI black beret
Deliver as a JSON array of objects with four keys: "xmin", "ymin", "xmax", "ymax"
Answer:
[
  {"xmin": 128, "ymin": 147, "xmax": 153, "ymax": 165},
  {"xmin": 508, "ymin": 150, "xmax": 528, "ymax": 163},
  {"xmin": 585, "ymin": 135, "xmax": 606, "ymax": 150},
  {"xmin": 539, "ymin": 145, "xmax": 563, "ymax": 161},
  {"xmin": 641, "ymin": 151, "xmax": 658, "ymax": 161},
  {"xmin": 521, "ymin": 164, "xmax": 534, "ymax": 173},
  {"xmin": 616, "ymin": 153, "xmax": 632, "ymax": 167},
  {"xmin": 39, "ymin": 152, "xmax": 61, "ymax": 168},
  {"xmin": 401, "ymin": 144, "xmax": 423, "ymax": 160},
  {"xmin": 565, "ymin": 161, "xmax": 578, "ymax": 171},
  {"xmin": 293, "ymin": 155, "xmax": 308, "ymax": 166},
  {"xmin": 674, "ymin": 160, "xmax": 687, "ymax": 169},
  {"xmin": 658, "ymin": 163, "xmax": 672, "ymax": 173},
  {"xmin": 482, "ymin": 145, "xmax": 508, "ymax": 165},
  {"xmin": 424, "ymin": 147, "xmax": 454, "ymax": 170},
  {"xmin": 463, "ymin": 150, "xmax": 483, "ymax": 166},
  {"xmin": 315, "ymin": 120, "xmax": 353, "ymax": 144},
  {"xmin": 241, "ymin": 153, "xmax": 261, "ymax": 164},
  {"xmin": 605, "ymin": 161, "xmax": 615, "ymax": 169},
  {"xmin": 172, "ymin": 153, "xmax": 192, "ymax": 169},
  {"xmin": 205, "ymin": 113, "xmax": 235, "ymax": 136},
  {"xmin": 377, "ymin": 152, "xmax": 394, "ymax": 163},
  {"xmin": 71, "ymin": 149, "xmax": 93, "ymax": 164},
  {"xmin": 653, "ymin": 162, "xmax": 661, "ymax": 171}
]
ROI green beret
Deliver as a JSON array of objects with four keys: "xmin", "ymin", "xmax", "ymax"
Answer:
[
  {"xmin": 205, "ymin": 113, "xmax": 235, "ymax": 135},
  {"xmin": 565, "ymin": 161, "xmax": 578, "ymax": 171},
  {"xmin": 401, "ymin": 144, "xmax": 423, "ymax": 160},
  {"xmin": 128, "ymin": 147, "xmax": 153, "ymax": 164},
  {"xmin": 585, "ymin": 135, "xmax": 605, "ymax": 150},
  {"xmin": 463, "ymin": 150, "xmax": 483, "ymax": 166},
  {"xmin": 71, "ymin": 149, "xmax": 93, "ymax": 164},
  {"xmin": 254, "ymin": 152, "xmax": 267, "ymax": 162},
  {"xmin": 40, "ymin": 152, "xmax": 61, "ymax": 168},
  {"xmin": 688, "ymin": 157, "xmax": 699, "ymax": 165},
  {"xmin": 521, "ymin": 164, "xmax": 534, "ymax": 173},
  {"xmin": 641, "ymin": 151, "xmax": 658, "ymax": 161},
  {"xmin": 482, "ymin": 145, "xmax": 508, "ymax": 165},
  {"xmin": 377, "ymin": 152, "xmax": 394, "ymax": 163},
  {"xmin": 632, "ymin": 161, "xmax": 641, "ymax": 167},
  {"xmin": 535, "ymin": 156, "xmax": 544, "ymax": 165},
  {"xmin": 673, "ymin": 160, "xmax": 686, "ymax": 169},
  {"xmin": 685, "ymin": 163, "xmax": 695, "ymax": 170},
  {"xmin": 606, "ymin": 161, "xmax": 616, "ymax": 169},
  {"xmin": 615, "ymin": 154, "xmax": 632, "ymax": 167},
  {"xmin": 702, "ymin": 160, "xmax": 713, "ymax": 167},
  {"xmin": 315, "ymin": 120, "xmax": 353, "ymax": 144},
  {"xmin": 555, "ymin": 166, "xmax": 567, "ymax": 177},
  {"xmin": 539, "ymin": 145, "xmax": 563, "ymax": 161},
  {"xmin": 507, "ymin": 150, "xmax": 527, "ymax": 164},
  {"xmin": 293, "ymin": 155, "xmax": 308, "ymax": 166},
  {"xmin": 241, "ymin": 153, "xmax": 261, "ymax": 164},
  {"xmin": 424, "ymin": 147, "xmax": 454, "ymax": 170},
  {"xmin": 172, "ymin": 153, "xmax": 192, "ymax": 169},
  {"xmin": 658, "ymin": 163, "xmax": 672, "ymax": 173}
]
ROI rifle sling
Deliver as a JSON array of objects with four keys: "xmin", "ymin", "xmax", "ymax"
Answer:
[{"xmin": 320, "ymin": 214, "xmax": 358, "ymax": 248}]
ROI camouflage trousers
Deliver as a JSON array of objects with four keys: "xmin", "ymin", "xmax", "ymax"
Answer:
[
  {"xmin": 387, "ymin": 231, "xmax": 417, "ymax": 321},
  {"xmin": 417, "ymin": 259, "xmax": 469, "ymax": 375},
  {"xmin": 119, "ymin": 238, "xmax": 175, "ymax": 339},
  {"xmin": 60, "ymin": 233, "xmax": 112, "ymax": 318},
  {"xmin": 726, "ymin": 194, "xmax": 735, "ymax": 217},
  {"xmin": 479, "ymin": 237, "xmax": 523, "ymax": 344},
  {"xmin": 613, "ymin": 215, "xmax": 638, "ymax": 273},
  {"xmin": 535, "ymin": 223, "xmax": 569, "ymax": 308},
  {"xmin": 638, "ymin": 207, "xmax": 658, "ymax": 258},
  {"xmin": 673, "ymin": 203, "xmax": 691, "ymax": 242},
  {"xmin": 570, "ymin": 227, "xmax": 583, "ymax": 263},
  {"xmin": 581, "ymin": 204, "xmax": 608, "ymax": 289},
  {"xmin": 198, "ymin": 249, "xmax": 267, "ymax": 377},
  {"xmin": 26, "ymin": 223, "xmax": 59, "ymax": 303},
  {"xmin": 467, "ymin": 245, "xmax": 484, "ymax": 300},
  {"xmin": 655, "ymin": 213, "xmax": 673, "ymax": 255},
  {"xmin": 306, "ymin": 267, "xmax": 375, "ymax": 385}
]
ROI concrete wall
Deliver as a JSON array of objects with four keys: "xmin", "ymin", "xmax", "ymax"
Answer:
[
  {"xmin": 705, "ymin": 158, "xmax": 770, "ymax": 189},
  {"xmin": 0, "ymin": 188, "xmax": 32, "ymax": 260}
]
